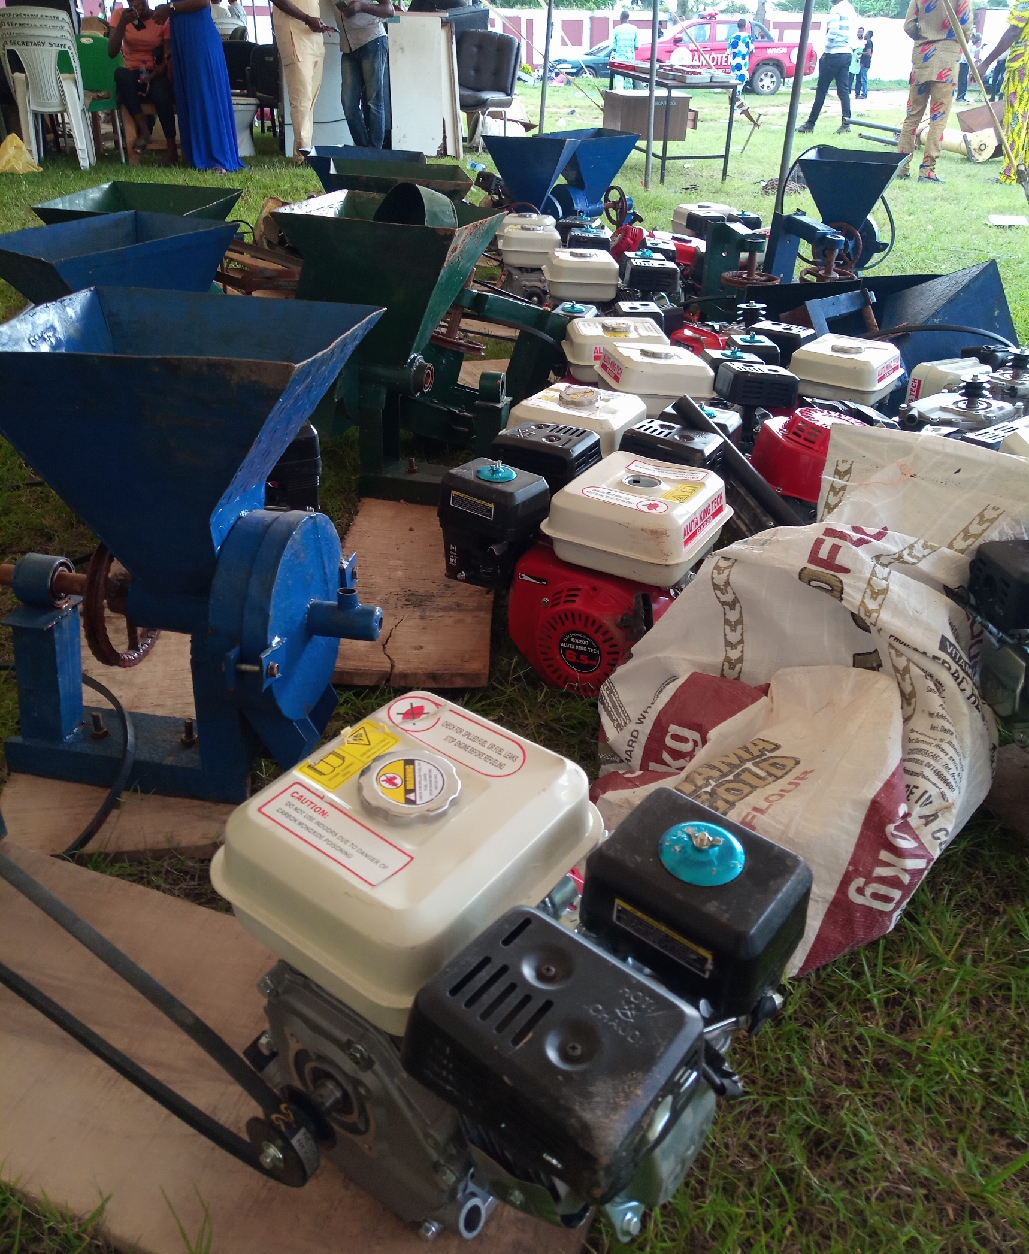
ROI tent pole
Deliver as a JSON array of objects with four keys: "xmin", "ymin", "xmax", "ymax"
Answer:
[
  {"xmin": 539, "ymin": 0, "xmax": 555, "ymax": 136},
  {"xmin": 773, "ymin": 0, "xmax": 815, "ymax": 218},
  {"xmin": 644, "ymin": 0, "xmax": 659, "ymax": 189}
]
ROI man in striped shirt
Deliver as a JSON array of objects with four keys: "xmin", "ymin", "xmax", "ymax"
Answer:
[{"xmin": 797, "ymin": 0, "xmax": 857, "ymax": 133}]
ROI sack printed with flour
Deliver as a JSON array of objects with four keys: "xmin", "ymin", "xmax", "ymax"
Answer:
[{"xmin": 590, "ymin": 425, "xmax": 1029, "ymax": 973}]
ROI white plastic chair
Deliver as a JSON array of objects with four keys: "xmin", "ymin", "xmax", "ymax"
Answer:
[{"xmin": 0, "ymin": 7, "xmax": 95, "ymax": 169}]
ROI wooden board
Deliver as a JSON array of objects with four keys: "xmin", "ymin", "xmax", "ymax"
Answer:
[
  {"xmin": 0, "ymin": 775, "xmax": 232, "ymax": 859},
  {"xmin": 956, "ymin": 100, "xmax": 1003, "ymax": 134},
  {"xmin": 333, "ymin": 499, "xmax": 493, "ymax": 688},
  {"xmin": 983, "ymin": 744, "xmax": 1029, "ymax": 840},
  {"xmin": 0, "ymin": 843, "xmax": 589, "ymax": 1254},
  {"xmin": 459, "ymin": 357, "xmax": 511, "ymax": 389},
  {"xmin": 82, "ymin": 614, "xmax": 194, "ymax": 720}
]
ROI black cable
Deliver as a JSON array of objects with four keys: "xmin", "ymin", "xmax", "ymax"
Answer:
[
  {"xmin": 0, "ymin": 959, "xmax": 273, "ymax": 1179},
  {"xmin": 0, "ymin": 848, "xmax": 283, "ymax": 1116},
  {"xmin": 60, "ymin": 676, "xmax": 135, "ymax": 859},
  {"xmin": 0, "ymin": 666, "xmax": 135, "ymax": 858},
  {"xmin": 865, "ymin": 322, "xmax": 1016, "ymax": 347},
  {"xmin": 673, "ymin": 396, "xmax": 807, "ymax": 528}
]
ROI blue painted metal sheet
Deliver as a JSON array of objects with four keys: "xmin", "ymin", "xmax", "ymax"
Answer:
[
  {"xmin": 796, "ymin": 146, "xmax": 908, "ymax": 234},
  {"xmin": 483, "ymin": 134, "xmax": 582, "ymax": 218},
  {"xmin": 0, "ymin": 211, "xmax": 238, "ymax": 305},
  {"xmin": 0, "ymin": 288, "xmax": 384, "ymax": 602},
  {"xmin": 542, "ymin": 127, "xmax": 639, "ymax": 217}
]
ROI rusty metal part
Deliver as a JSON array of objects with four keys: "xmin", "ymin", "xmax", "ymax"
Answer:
[
  {"xmin": 0, "ymin": 562, "xmax": 87, "ymax": 598},
  {"xmin": 82, "ymin": 544, "xmax": 160, "ymax": 669},
  {"xmin": 721, "ymin": 249, "xmax": 780, "ymax": 290},
  {"xmin": 797, "ymin": 247, "xmax": 857, "ymax": 284}
]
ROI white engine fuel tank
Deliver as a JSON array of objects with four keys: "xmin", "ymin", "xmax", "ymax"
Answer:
[{"xmin": 211, "ymin": 693, "xmax": 603, "ymax": 1034}]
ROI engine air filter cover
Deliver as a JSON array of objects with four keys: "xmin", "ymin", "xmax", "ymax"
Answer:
[
  {"xmin": 401, "ymin": 905, "xmax": 705, "ymax": 1203},
  {"xmin": 726, "ymin": 331, "xmax": 780, "ymax": 366},
  {"xmin": 611, "ymin": 299, "xmax": 665, "ymax": 329},
  {"xmin": 968, "ymin": 539, "xmax": 1029, "ymax": 634},
  {"xmin": 508, "ymin": 382, "xmax": 647, "ymax": 457},
  {"xmin": 619, "ymin": 418, "xmax": 723, "ymax": 470},
  {"xmin": 749, "ymin": 320, "xmax": 817, "ymax": 367},
  {"xmin": 580, "ymin": 789, "xmax": 812, "ymax": 1018},
  {"xmin": 491, "ymin": 420, "xmax": 602, "ymax": 492},
  {"xmin": 211, "ymin": 692, "xmax": 603, "ymax": 1034},
  {"xmin": 543, "ymin": 248, "xmax": 620, "ymax": 303},
  {"xmin": 621, "ymin": 252, "xmax": 680, "ymax": 294},
  {"xmin": 714, "ymin": 360, "xmax": 799, "ymax": 410}
]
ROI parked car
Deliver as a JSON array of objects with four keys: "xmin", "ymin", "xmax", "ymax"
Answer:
[
  {"xmin": 636, "ymin": 13, "xmax": 817, "ymax": 95},
  {"xmin": 551, "ymin": 40, "xmax": 611, "ymax": 78}
]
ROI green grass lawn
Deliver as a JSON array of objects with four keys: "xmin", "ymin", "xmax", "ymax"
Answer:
[{"xmin": 0, "ymin": 90, "xmax": 1027, "ymax": 1253}]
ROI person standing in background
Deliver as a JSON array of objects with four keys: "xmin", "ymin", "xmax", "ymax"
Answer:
[
  {"xmin": 980, "ymin": 0, "xmax": 1029, "ymax": 185},
  {"xmin": 272, "ymin": 0, "xmax": 331, "ymax": 162},
  {"xmin": 210, "ymin": 0, "xmax": 246, "ymax": 38},
  {"xmin": 153, "ymin": 0, "xmax": 243, "ymax": 171},
  {"xmin": 797, "ymin": 0, "xmax": 857, "ymax": 133},
  {"xmin": 611, "ymin": 11, "xmax": 638, "ymax": 90},
  {"xmin": 896, "ymin": 0, "xmax": 970, "ymax": 185},
  {"xmin": 956, "ymin": 30, "xmax": 982, "ymax": 102},
  {"xmin": 848, "ymin": 25, "xmax": 864, "ymax": 92},
  {"xmin": 855, "ymin": 28, "xmax": 873, "ymax": 98},
  {"xmin": 334, "ymin": 0, "xmax": 393, "ymax": 148}
]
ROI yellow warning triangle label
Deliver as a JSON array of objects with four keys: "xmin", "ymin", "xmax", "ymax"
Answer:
[{"xmin": 346, "ymin": 726, "xmax": 373, "ymax": 747}]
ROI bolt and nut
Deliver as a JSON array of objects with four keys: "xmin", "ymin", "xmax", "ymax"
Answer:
[
  {"xmin": 259, "ymin": 1141, "xmax": 284, "ymax": 1171},
  {"xmin": 257, "ymin": 1030, "xmax": 275, "ymax": 1057},
  {"xmin": 418, "ymin": 1220, "xmax": 443, "ymax": 1242}
]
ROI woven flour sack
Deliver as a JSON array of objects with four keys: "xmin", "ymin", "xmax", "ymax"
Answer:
[{"xmin": 594, "ymin": 521, "xmax": 996, "ymax": 972}]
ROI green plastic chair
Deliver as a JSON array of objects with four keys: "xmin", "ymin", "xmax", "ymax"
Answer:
[{"xmin": 74, "ymin": 33, "xmax": 125, "ymax": 162}]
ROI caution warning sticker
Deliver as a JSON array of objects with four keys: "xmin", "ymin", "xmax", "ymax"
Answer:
[
  {"xmin": 661, "ymin": 481, "xmax": 704, "ymax": 504},
  {"xmin": 259, "ymin": 780, "xmax": 411, "ymax": 888},
  {"xmin": 298, "ymin": 720, "xmax": 401, "ymax": 792}
]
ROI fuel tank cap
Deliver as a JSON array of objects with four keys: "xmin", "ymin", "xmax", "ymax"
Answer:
[{"xmin": 359, "ymin": 750, "xmax": 461, "ymax": 823}]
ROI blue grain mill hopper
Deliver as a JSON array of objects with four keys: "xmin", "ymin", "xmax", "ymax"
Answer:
[
  {"xmin": 483, "ymin": 134, "xmax": 582, "ymax": 218},
  {"xmin": 485, "ymin": 130, "xmax": 638, "ymax": 219},
  {"xmin": 0, "ymin": 211, "xmax": 238, "ymax": 305},
  {"xmin": 541, "ymin": 127, "xmax": 640, "ymax": 218},
  {"xmin": 32, "ymin": 181, "xmax": 242, "ymax": 225},
  {"xmin": 0, "ymin": 287, "xmax": 385, "ymax": 803}
]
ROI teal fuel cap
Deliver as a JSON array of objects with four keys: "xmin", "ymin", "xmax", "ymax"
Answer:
[
  {"xmin": 477, "ymin": 461, "xmax": 516, "ymax": 483},
  {"xmin": 659, "ymin": 821, "xmax": 746, "ymax": 886}
]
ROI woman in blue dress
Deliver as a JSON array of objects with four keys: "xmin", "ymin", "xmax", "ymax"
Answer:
[{"xmin": 153, "ymin": 0, "xmax": 244, "ymax": 172}]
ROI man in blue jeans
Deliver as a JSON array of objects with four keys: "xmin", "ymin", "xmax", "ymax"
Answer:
[
  {"xmin": 335, "ymin": 0, "xmax": 394, "ymax": 147},
  {"xmin": 797, "ymin": 0, "xmax": 857, "ymax": 133}
]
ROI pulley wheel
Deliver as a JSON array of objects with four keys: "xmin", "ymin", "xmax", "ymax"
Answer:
[{"xmin": 82, "ymin": 543, "xmax": 160, "ymax": 668}]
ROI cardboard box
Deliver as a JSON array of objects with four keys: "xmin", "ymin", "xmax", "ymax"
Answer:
[
  {"xmin": 686, "ymin": 108, "xmax": 698, "ymax": 130},
  {"xmin": 602, "ymin": 89, "xmax": 692, "ymax": 142}
]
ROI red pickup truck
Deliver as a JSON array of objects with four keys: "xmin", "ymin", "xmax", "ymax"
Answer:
[{"xmin": 636, "ymin": 14, "xmax": 817, "ymax": 95}]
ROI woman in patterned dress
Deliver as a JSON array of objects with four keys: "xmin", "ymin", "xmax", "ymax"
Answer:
[{"xmin": 980, "ymin": 0, "xmax": 1029, "ymax": 185}]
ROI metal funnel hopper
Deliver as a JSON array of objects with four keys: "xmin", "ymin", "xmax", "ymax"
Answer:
[
  {"xmin": 307, "ymin": 154, "xmax": 472, "ymax": 201},
  {"xmin": 796, "ymin": 146, "xmax": 908, "ymax": 233},
  {"xmin": 542, "ymin": 127, "xmax": 639, "ymax": 217},
  {"xmin": 32, "ymin": 181, "xmax": 242, "ymax": 225},
  {"xmin": 273, "ymin": 187, "xmax": 503, "ymax": 368},
  {"xmin": 0, "ymin": 211, "xmax": 237, "ymax": 305},
  {"xmin": 0, "ymin": 287, "xmax": 383, "ymax": 601},
  {"xmin": 483, "ymin": 134, "xmax": 582, "ymax": 217}
]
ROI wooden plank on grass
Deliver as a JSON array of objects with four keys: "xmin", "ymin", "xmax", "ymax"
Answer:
[
  {"xmin": 333, "ymin": 499, "xmax": 493, "ymax": 688},
  {"xmin": 82, "ymin": 613, "xmax": 194, "ymax": 720},
  {"xmin": 0, "ymin": 843, "xmax": 589, "ymax": 1254},
  {"xmin": 0, "ymin": 774, "xmax": 232, "ymax": 859}
]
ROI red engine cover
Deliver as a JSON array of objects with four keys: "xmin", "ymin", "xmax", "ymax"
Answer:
[
  {"xmin": 610, "ymin": 224, "xmax": 647, "ymax": 262},
  {"xmin": 671, "ymin": 324, "xmax": 727, "ymax": 356},
  {"xmin": 750, "ymin": 408, "xmax": 867, "ymax": 503},
  {"xmin": 509, "ymin": 541, "xmax": 676, "ymax": 696}
]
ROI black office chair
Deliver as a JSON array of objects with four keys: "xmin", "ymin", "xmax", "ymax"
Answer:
[
  {"xmin": 456, "ymin": 29, "xmax": 518, "ymax": 149},
  {"xmin": 247, "ymin": 43, "xmax": 280, "ymax": 138},
  {"xmin": 222, "ymin": 38, "xmax": 252, "ymax": 94}
]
